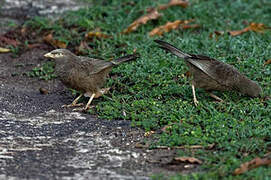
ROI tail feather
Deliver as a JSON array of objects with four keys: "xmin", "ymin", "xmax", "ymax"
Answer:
[
  {"xmin": 112, "ymin": 53, "xmax": 139, "ymax": 65},
  {"xmin": 154, "ymin": 40, "xmax": 191, "ymax": 59}
]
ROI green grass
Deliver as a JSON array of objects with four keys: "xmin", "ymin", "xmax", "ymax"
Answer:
[
  {"xmin": 27, "ymin": 62, "xmax": 56, "ymax": 80},
  {"xmin": 24, "ymin": 0, "xmax": 271, "ymax": 179}
]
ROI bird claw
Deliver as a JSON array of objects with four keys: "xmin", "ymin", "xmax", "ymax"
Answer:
[
  {"xmin": 72, "ymin": 107, "xmax": 85, "ymax": 112},
  {"xmin": 72, "ymin": 105, "xmax": 94, "ymax": 112},
  {"xmin": 208, "ymin": 92, "xmax": 224, "ymax": 102},
  {"xmin": 72, "ymin": 108, "xmax": 85, "ymax": 112},
  {"xmin": 62, "ymin": 103, "xmax": 84, "ymax": 108},
  {"xmin": 213, "ymin": 100, "xmax": 224, "ymax": 104},
  {"xmin": 193, "ymin": 99, "xmax": 199, "ymax": 106}
]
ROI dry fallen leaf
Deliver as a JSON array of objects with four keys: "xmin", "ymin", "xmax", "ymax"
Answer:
[
  {"xmin": 264, "ymin": 59, "xmax": 271, "ymax": 66},
  {"xmin": 182, "ymin": 24, "xmax": 200, "ymax": 29},
  {"xmin": 149, "ymin": 19, "xmax": 198, "ymax": 36},
  {"xmin": 75, "ymin": 41, "xmax": 92, "ymax": 55},
  {"xmin": 229, "ymin": 22, "xmax": 270, "ymax": 36},
  {"xmin": 233, "ymin": 157, "xmax": 271, "ymax": 175},
  {"xmin": 0, "ymin": 36, "xmax": 20, "ymax": 47},
  {"xmin": 43, "ymin": 33, "xmax": 67, "ymax": 48},
  {"xmin": 249, "ymin": 22, "xmax": 267, "ymax": 33},
  {"xmin": 184, "ymin": 71, "xmax": 191, "ymax": 78},
  {"xmin": 85, "ymin": 32, "xmax": 110, "ymax": 39},
  {"xmin": 229, "ymin": 27, "xmax": 250, "ymax": 36},
  {"xmin": 158, "ymin": 0, "xmax": 189, "ymax": 10},
  {"xmin": 209, "ymin": 31, "xmax": 225, "ymax": 39},
  {"xmin": 123, "ymin": 8, "xmax": 162, "ymax": 34},
  {"xmin": 174, "ymin": 157, "xmax": 203, "ymax": 164},
  {"xmin": 39, "ymin": 87, "xmax": 49, "ymax": 95},
  {"xmin": 161, "ymin": 125, "xmax": 172, "ymax": 133},
  {"xmin": 0, "ymin": 47, "xmax": 11, "ymax": 53},
  {"xmin": 27, "ymin": 43, "xmax": 48, "ymax": 49}
]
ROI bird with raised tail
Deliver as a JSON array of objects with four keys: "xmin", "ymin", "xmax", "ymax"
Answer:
[
  {"xmin": 44, "ymin": 49, "xmax": 139, "ymax": 111},
  {"xmin": 154, "ymin": 40, "xmax": 262, "ymax": 106}
]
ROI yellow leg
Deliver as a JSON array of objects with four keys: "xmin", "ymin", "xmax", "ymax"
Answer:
[
  {"xmin": 208, "ymin": 92, "xmax": 223, "ymax": 102},
  {"xmin": 192, "ymin": 84, "xmax": 199, "ymax": 106},
  {"xmin": 84, "ymin": 93, "xmax": 96, "ymax": 110},
  {"xmin": 62, "ymin": 94, "xmax": 83, "ymax": 108}
]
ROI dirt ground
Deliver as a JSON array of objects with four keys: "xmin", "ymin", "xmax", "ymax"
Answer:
[
  {"xmin": 0, "ymin": 34, "xmax": 202, "ymax": 180},
  {"xmin": 0, "ymin": 1, "xmax": 202, "ymax": 179}
]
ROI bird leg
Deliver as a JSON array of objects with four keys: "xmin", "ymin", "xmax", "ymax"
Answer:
[
  {"xmin": 84, "ymin": 93, "xmax": 96, "ymax": 111},
  {"xmin": 62, "ymin": 93, "xmax": 84, "ymax": 108},
  {"xmin": 191, "ymin": 84, "xmax": 199, "ymax": 106},
  {"xmin": 208, "ymin": 92, "xmax": 223, "ymax": 102}
]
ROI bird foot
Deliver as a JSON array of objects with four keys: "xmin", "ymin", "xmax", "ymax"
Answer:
[
  {"xmin": 72, "ymin": 107, "xmax": 85, "ymax": 112},
  {"xmin": 208, "ymin": 93, "xmax": 223, "ymax": 102},
  {"xmin": 72, "ymin": 106, "xmax": 94, "ymax": 112},
  {"xmin": 62, "ymin": 103, "xmax": 84, "ymax": 108},
  {"xmin": 193, "ymin": 99, "xmax": 199, "ymax": 106}
]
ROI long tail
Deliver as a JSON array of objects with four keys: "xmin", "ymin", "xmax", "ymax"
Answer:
[
  {"xmin": 112, "ymin": 53, "xmax": 139, "ymax": 65},
  {"xmin": 154, "ymin": 40, "xmax": 191, "ymax": 59}
]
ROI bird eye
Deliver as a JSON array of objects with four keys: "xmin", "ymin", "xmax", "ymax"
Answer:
[{"xmin": 53, "ymin": 52, "xmax": 64, "ymax": 58}]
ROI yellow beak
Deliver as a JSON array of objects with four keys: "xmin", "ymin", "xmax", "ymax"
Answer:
[{"xmin": 44, "ymin": 52, "xmax": 54, "ymax": 59}]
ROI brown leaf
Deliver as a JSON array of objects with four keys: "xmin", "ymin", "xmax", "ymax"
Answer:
[
  {"xmin": 123, "ymin": 9, "xmax": 162, "ymax": 34},
  {"xmin": 249, "ymin": 22, "xmax": 266, "ymax": 33},
  {"xmin": 209, "ymin": 31, "xmax": 225, "ymax": 39},
  {"xmin": 158, "ymin": 0, "xmax": 189, "ymax": 10},
  {"xmin": 43, "ymin": 33, "xmax": 67, "ymax": 48},
  {"xmin": 229, "ymin": 22, "xmax": 270, "ymax": 36},
  {"xmin": 39, "ymin": 87, "xmax": 49, "ymax": 95},
  {"xmin": 181, "ymin": 24, "xmax": 200, "ymax": 29},
  {"xmin": 0, "ymin": 36, "xmax": 20, "ymax": 47},
  {"xmin": 233, "ymin": 157, "xmax": 271, "ymax": 175},
  {"xmin": 75, "ymin": 41, "xmax": 92, "ymax": 55},
  {"xmin": 174, "ymin": 157, "xmax": 203, "ymax": 164},
  {"xmin": 229, "ymin": 27, "xmax": 250, "ymax": 36},
  {"xmin": 27, "ymin": 43, "xmax": 47, "ymax": 49},
  {"xmin": 0, "ymin": 47, "xmax": 11, "ymax": 53},
  {"xmin": 161, "ymin": 125, "xmax": 172, "ymax": 133},
  {"xmin": 85, "ymin": 32, "xmax": 110, "ymax": 39},
  {"xmin": 184, "ymin": 71, "xmax": 191, "ymax": 77},
  {"xmin": 149, "ymin": 19, "xmax": 197, "ymax": 36},
  {"xmin": 264, "ymin": 59, "xmax": 271, "ymax": 66}
]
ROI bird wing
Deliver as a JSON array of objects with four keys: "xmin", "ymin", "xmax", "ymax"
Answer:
[
  {"xmin": 78, "ymin": 57, "xmax": 113, "ymax": 75},
  {"xmin": 154, "ymin": 40, "xmax": 242, "ymax": 88},
  {"xmin": 78, "ymin": 56, "xmax": 105, "ymax": 62},
  {"xmin": 187, "ymin": 54, "xmax": 240, "ymax": 87}
]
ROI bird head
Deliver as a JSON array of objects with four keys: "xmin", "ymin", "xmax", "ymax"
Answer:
[
  {"xmin": 44, "ymin": 49, "xmax": 76, "ymax": 62},
  {"xmin": 246, "ymin": 81, "xmax": 262, "ymax": 97},
  {"xmin": 239, "ymin": 79, "xmax": 262, "ymax": 98}
]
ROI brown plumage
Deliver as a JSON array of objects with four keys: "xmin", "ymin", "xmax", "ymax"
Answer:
[
  {"xmin": 44, "ymin": 49, "xmax": 139, "ymax": 110},
  {"xmin": 154, "ymin": 40, "xmax": 262, "ymax": 106}
]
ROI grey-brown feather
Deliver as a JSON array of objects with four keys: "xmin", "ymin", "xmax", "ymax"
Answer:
[
  {"xmin": 154, "ymin": 40, "xmax": 262, "ymax": 97},
  {"xmin": 50, "ymin": 49, "xmax": 138, "ymax": 94}
]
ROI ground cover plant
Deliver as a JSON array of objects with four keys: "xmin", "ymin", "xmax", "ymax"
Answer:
[{"xmin": 7, "ymin": 0, "xmax": 271, "ymax": 179}]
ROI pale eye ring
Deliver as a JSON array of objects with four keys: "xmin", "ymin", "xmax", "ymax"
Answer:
[{"xmin": 55, "ymin": 52, "xmax": 63, "ymax": 58}]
